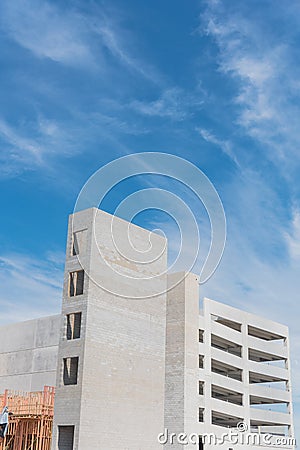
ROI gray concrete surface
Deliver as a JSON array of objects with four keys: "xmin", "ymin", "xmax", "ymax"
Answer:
[{"xmin": 0, "ymin": 314, "xmax": 60, "ymax": 392}]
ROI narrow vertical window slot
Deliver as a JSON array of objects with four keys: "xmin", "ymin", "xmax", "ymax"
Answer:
[
  {"xmin": 63, "ymin": 357, "xmax": 79, "ymax": 385},
  {"xmin": 66, "ymin": 313, "xmax": 82, "ymax": 340},
  {"xmin": 68, "ymin": 271, "xmax": 84, "ymax": 297}
]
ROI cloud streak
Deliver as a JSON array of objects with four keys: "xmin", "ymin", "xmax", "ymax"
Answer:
[
  {"xmin": 202, "ymin": 1, "xmax": 300, "ymax": 177},
  {"xmin": 94, "ymin": 20, "xmax": 161, "ymax": 84},
  {"xmin": 131, "ymin": 88, "xmax": 203, "ymax": 121},
  {"xmin": 196, "ymin": 127, "xmax": 240, "ymax": 166},
  {"xmin": 0, "ymin": 0, "xmax": 162, "ymax": 83},
  {"xmin": 0, "ymin": 0, "xmax": 95, "ymax": 67},
  {"xmin": 0, "ymin": 119, "xmax": 43, "ymax": 161},
  {"xmin": 285, "ymin": 209, "xmax": 300, "ymax": 260},
  {"xmin": 0, "ymin": 116, "xmax": 81, "ymax": 177},
  {"xmin": 0, "ymin": 252, "xmax": 63, "ymax": 325}
]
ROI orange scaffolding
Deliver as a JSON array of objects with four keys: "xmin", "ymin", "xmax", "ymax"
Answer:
[{"xmin": 0, "ymin": 386, "xmax": 55, "ymax": 450}]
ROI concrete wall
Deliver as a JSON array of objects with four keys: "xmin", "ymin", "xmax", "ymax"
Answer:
[
  {"xmin": 52, "ymin": 208, "xmax": 167, "ymax": 450},
  {"xmin": 0, "ymin": 314, "xmax": 60, "ymax": 393},
  {"xmin": 164, "ymin": 272, "xmax": 200, "ymax": 450}
]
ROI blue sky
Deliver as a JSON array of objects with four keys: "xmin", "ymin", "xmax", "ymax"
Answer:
[{"xmin": 0, "ymin": 0, "xmax": 299, "ymax": 439}]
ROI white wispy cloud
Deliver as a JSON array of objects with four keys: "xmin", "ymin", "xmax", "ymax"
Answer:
[
  {"xmin": 94, "ymin": 21, "xmax": 161, "ymax": 84},
  {"xmin": 90, "ymin": 112, "xmax": 149, "ymax": 136},
  {"xmin": 202, "ymin": 2, "xmax": 300, "ymax": 172},
  {"xmin": 0, "ymin": 0, "xmax": 162, "ymax": 83},
  {"xmin": 0, "ymin": 253, "xmax": 63, "ymax": 325},
  {"xmin": 0, "ymin": 119, "xmax": 43, "ymax": 162},
  {"xmin": 196, "ymin": 127, "xmax": 240, "ymax": 166},
  {"xmin": 285, "ymin": 209, "xmax": 300, "ymax": 260},
  {"xmin": 131, "ymin": 88, "xmax": 203, "ymax": 120},
  {"xmin": 0, "ymin": 0, "xmax": 169, "ymax": 179},
  {"xmin": 0, "ymin": 116, "xmax": 80, "ymax": 177},
  {"xmin": 0, "ymin": 0, "xmax": 96, "ymax": 67}
]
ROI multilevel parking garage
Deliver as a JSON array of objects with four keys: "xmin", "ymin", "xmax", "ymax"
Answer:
[
  {"xmin": 211, "ymin": 359, "xmax": 243, "ymax": 382},
  {"xmin": 250, "ymin": 394, "xmax": 289, "ymax": 414},
  {"xmin": 196, "ymin": 298, "xmax": 294, "ymax": 447},
  {"xmin": 249, "ymin": 370, "xmax": 288, "ymax": 385},
  {"xmin": 212, "ymin": 411, "xmax": 243, "ymax": 428},
  {"xmin": 212, "ymin": 315, "xmax": 242, "ymax": 332},
  {"xmin": 211, "ymin": 334, "xmax": 242, "ymax": 358},
  {"xmin": 250, "ymin": 420, "xmax": 290, "ymax": 436},
  {"xmin": 211, "ymin": 385, "xmax": 243, "ymax": 406},
  {"xmin": 250, "ymin": 398, "xmax": 293, "ymax": 435},
  {"xmin": 249, "ymin": 347, "xmax": 287, "ymax": 367},
  {"xmin": 250, "ymin": 395, "xmax": 287, "ymax": 405},
  {"xmin": 248, "ymin": 325, "xmax": 286, "ymax": 342}
]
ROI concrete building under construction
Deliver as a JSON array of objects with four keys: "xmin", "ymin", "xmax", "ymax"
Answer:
[{"xmin": 0, "ymin": 208, "xmax": 295, "ymax": 449}]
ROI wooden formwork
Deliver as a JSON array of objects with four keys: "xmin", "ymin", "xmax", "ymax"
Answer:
[{"xmin": 0, "ymin": 386, "xmax": 55, "ymax": 450}]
